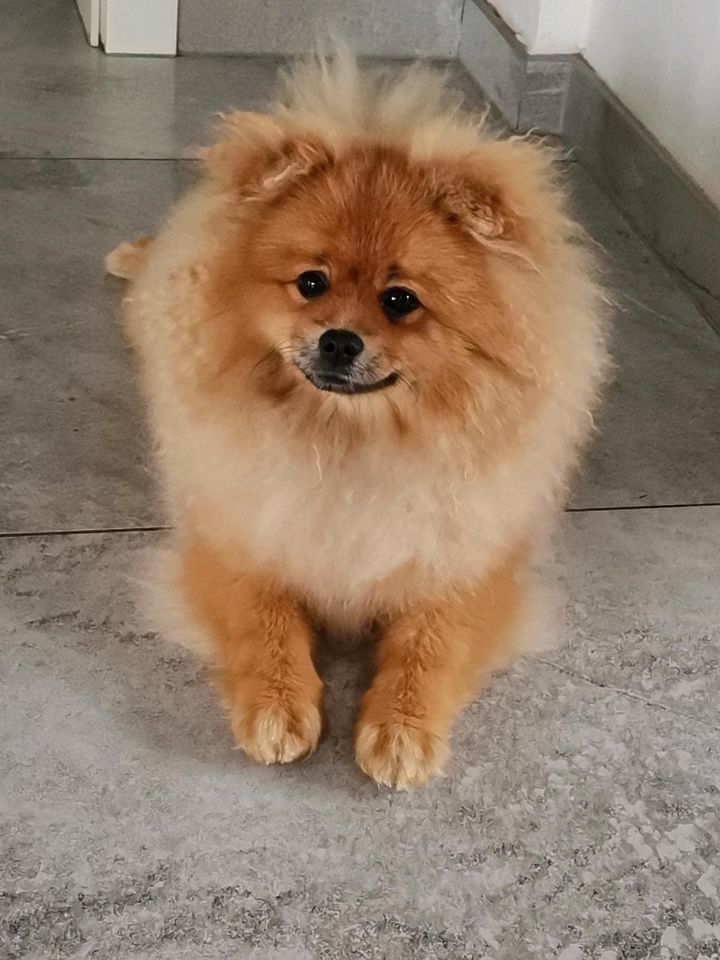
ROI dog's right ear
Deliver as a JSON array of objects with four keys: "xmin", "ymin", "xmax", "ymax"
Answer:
[{"xmin": 199, "ymin": 111, "xmax": 332, "ymax": 198}]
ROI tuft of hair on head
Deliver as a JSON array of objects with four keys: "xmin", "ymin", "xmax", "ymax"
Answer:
[
  {"xmin": 199, "ymin": 44, "xmax": 486, "ymax": 188},
  {"xmin": 274, "ymin": 43, "xmax": 471, "ymax": 144},
  {"xmin": 200, "ymin": 45, "xmax": 575, "ymax": 260}
]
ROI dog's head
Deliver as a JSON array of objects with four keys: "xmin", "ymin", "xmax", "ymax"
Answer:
[{"xmin": 193, "ymin": 66, "xmax": 594, "ymax": 453}]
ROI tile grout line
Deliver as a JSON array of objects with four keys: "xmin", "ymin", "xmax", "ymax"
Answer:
[
  {"xmin": 0, "ymin": 156, "xmax": 194, "ymax": 162},
  {"xmin": 0, "ymin": 525, "xmax": 170, "ymax": 539},
  {"xmin": 567, "ymin": 501, "xmax": 720, "ymax": 513},
  {"xmin": 1, "ymin": 500, "xmax": 719, "ymax": 540},
  {"xmin": 0, "ymin": 156, "xmax": 582, "ymax": 164},
  {"xmin": 537, "ymin": 657, "xmax": 720, "ymax": 734}
]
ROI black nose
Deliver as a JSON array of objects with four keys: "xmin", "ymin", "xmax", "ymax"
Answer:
[{"xmin": 318, "ymin": 329, "xmax": 364, "ymax": 366}]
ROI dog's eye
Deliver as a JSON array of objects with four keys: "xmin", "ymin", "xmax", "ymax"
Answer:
[
  {"xmin": 296, "ymin": 270, "xmax": 329, "ymax": 300},
  {"xmin": 379, "ymin": 286, "xmax": 421, "ymax": 321}
]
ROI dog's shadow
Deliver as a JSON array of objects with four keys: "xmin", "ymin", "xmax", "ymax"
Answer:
[
  {"xmin": 95, "ymin": 596, "xmax": 380, "ymax": 794},
  {"xmin": 15, "ymin": 533, "xmax": 388, "ymax": 796}
]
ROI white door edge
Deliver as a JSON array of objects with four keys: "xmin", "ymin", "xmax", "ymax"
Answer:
[
  {"xmin": 99, "ymin": 0, "xmax": 178, "ymax": 56},
  {"xmin": 75, "ymin": 0, "xmax": 100, "ymax": 46}
]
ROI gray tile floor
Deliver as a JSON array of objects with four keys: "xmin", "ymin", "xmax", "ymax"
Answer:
[{"xmin": 1, "ymin": 2, "xmax": 719, "ymax": 958}]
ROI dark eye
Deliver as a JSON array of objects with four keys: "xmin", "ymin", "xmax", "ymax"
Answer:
[
  {"xmin": 296, "ymin": 270, "xmax": 329, "ymax": 299},
  {"xmin": 379, "ymin": 286, "xmax": 421, "ymax": 321}
]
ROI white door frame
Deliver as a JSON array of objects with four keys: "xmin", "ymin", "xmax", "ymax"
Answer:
[
  {"xmin": 75, "ymin": 0, "xmax": 100, "ymax": 46},
  {"xmin": 76, "ymin": 0, "xmax": 179, "ymax": 55}
]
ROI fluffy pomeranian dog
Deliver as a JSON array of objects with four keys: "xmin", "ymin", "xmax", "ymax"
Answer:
[{"xmin": 107, "ymin": 53, "xmax": 608, "ymax": 788}]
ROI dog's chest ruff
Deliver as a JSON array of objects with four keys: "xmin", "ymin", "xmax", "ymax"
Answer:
[{"xmin": 180, "ymin": 423, "xmax": 535, "ymax": 615}]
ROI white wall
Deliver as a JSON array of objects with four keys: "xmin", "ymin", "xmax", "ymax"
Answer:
[
  {"xmin": 534, "ymin": 0, "xmax": 592, "ymax": 55},
  {"xmin": 489, "ymin": 0, "xmax": 538, "ymax": 48},
  {"xmin": 584, "ymin": 0, "xmax": 720, "ymax": 207},
  {"xmin": 491, "ymin": 0, "xmax": 720, "ymax": 206},
  {"xmin": 490, "ymin": 0, "xmax": 592, "ymax": 54}
]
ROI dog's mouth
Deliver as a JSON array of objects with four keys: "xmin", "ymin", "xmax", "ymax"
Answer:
[{"xmin": 299, "ymin": 367, "xmax": 400, "ymax": 395}]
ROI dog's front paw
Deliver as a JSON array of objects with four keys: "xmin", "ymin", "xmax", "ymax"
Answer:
[
  {"xmin": 230, "ymin": 688, "xmax": 322, "ymax": 764},
  {"xmin": 355, "ymin": 715, "xmax": 448, "ymax": 789}
]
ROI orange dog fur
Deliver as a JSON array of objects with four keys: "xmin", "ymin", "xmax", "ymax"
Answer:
[{"xmin": 107, "ymin": 54, "xmax": 608, "ymax": 788}]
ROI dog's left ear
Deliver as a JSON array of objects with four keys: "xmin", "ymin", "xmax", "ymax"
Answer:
[
  {"xmin": 441, "ymin": 176, "xmax": 517, "ymax": 241},
  {"xmin": 433, "ymin": 138, "xmax": 564, "ymax": 249},
  {"xmin": 199, "ymin": 111, "xmax": 332, "ymax": 197},
  {"xmin": 436, "ymin": 168, "xmax": 517, "ymax": 243}
]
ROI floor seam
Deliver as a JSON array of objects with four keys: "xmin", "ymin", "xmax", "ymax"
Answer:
[
  {"xmin": 0, "ymin": 525, "xmax": 170, "ymax": 539},
  {"xmin": 566, "ymin": 502, "xmax": 720, "ymax": 513},
  {"xmin": 2, "ymin": 503, "xmax": 717, "ymax": 540},
  {"xmin": 537, "ymin": 657, "xmax": 720, "ymax": 733},
  {"xmin": 0, "ymin": 156, "xmax": 194, "ymax": 162}
]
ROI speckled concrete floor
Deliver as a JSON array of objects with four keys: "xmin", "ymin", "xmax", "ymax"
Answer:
[{"xmin": 2, "ymin": 3, "xmax": 719, "ymax": 959}]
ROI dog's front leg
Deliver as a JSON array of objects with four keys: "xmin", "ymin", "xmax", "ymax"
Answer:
[
  {"xmin": 180, "ymin": 536, "xmax": 322, "ymax": 764},
  {"xmin": 355, "ymin": 548, "xmax": 526, "ymax": 789}
]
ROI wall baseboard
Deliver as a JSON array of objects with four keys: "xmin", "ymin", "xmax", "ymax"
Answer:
[
  {"xmin": 459, "ymin": 0, "xmax": 720, "ymax": 335},
  {"xmin": 459, "ymin": 0, "xmax": 573, "ymax": 134}
]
